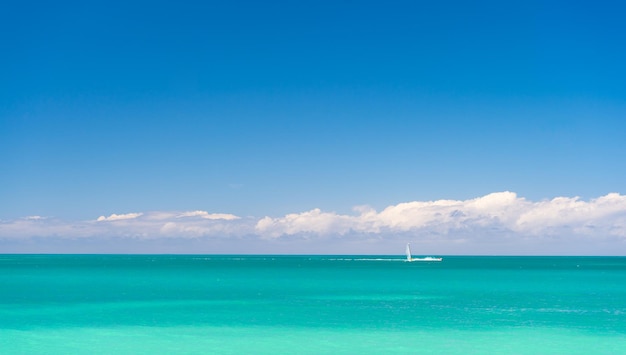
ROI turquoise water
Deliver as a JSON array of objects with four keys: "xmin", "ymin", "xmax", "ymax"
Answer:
[{"xmin": 1, "ymin": 255, "xmax": 625, "ymax": 354}]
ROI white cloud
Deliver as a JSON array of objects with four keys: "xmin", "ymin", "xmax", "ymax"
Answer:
[
  {"xmin": 256, "ymin": 208, "xmax": 355, "ymax": 239},
  {"xmin": 97, "ymin": 213, "xmax": 143, "ymax": 222},
  {"xmin": 254, "ymin": 192, "xmax": 626, "ymax": 240},
  {"xmin": 2, "ymin": 192, "xmax": 626, "ymax": 254},
  {"xmin": 514, "ymin": 193, "xmax": 626, "ymax": 236},
  {"xmin": 177, "ymin": 211, "xmax": 240, "ymax": 220}
]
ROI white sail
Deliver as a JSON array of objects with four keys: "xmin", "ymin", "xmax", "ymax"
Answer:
[{"xmin": 405, "ymin": 243, "xmax": 442, "ymax": 262}]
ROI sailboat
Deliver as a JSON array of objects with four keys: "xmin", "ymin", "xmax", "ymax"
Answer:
[{"xmin": 405, "ymin": 243, "xmax": 442, "ymax": 262}]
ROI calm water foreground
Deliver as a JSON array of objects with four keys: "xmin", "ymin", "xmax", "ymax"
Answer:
[{"xmin": 1, "ymin": 255, "xmax": 625, "ymax": 354}]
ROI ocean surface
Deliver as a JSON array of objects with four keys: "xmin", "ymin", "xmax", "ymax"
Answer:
[{"xmin": 1, "ymin": 255, "xmax": 625, "ymax": 354}]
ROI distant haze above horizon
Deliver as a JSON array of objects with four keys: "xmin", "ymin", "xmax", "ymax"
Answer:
[
  {"xmin": 2, "ymin": 191, "xmax": 625, "ymax": 255},
  {"xmin": 2, "ymin": 1, "xmax": 625, "ymax": 254}
]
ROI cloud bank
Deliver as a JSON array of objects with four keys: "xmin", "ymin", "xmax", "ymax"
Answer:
[
  {"xmin": 1, "ymin": 193, "xmax": 625, "ymax": 254},
  {"xmin": 255, "ymin": 192, "xmax": 626, "ymax": 239}
]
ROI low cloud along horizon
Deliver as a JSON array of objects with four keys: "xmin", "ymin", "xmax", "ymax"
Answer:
[{"xmin": 2, "ymin": 192, "xmax": 625, "ymax": 255}]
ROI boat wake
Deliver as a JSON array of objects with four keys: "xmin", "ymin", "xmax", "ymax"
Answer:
[
  {"xmin": 326, "ymin": 258, "xmax": 405, "ymax": 262},
  {"xmin": 406, "ymin": 243, "xmax": 443, "ymax": 262}
]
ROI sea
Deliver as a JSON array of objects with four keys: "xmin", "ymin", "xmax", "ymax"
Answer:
[{"xmin": 1, "ymin": 255, "xmax": 625, "ymax": 354}]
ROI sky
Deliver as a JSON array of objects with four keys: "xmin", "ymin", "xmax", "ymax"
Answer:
[{"xmin": 2, "ymin": 0, "xmax": 626, "ymax": 254}]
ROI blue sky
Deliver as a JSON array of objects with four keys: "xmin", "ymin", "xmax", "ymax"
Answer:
[{"xmin": 2, "ymin": 1, "xmax": 626, "ymax": 254}]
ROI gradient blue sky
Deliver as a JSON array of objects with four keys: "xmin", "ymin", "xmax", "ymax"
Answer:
[{"xmin": 2, "ymin": 1, "xmax": 626, "ymax": 254}]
